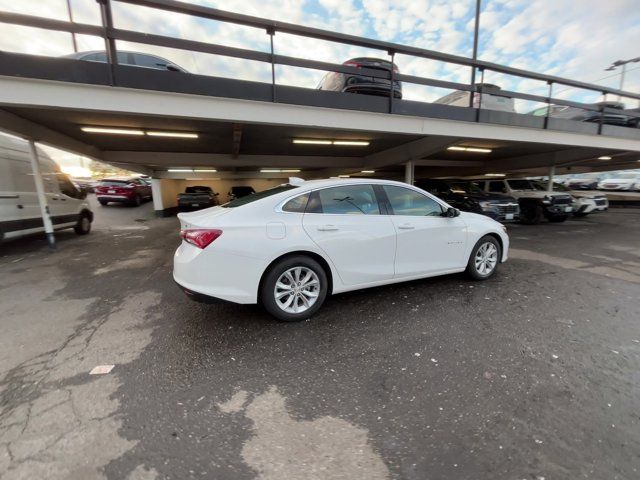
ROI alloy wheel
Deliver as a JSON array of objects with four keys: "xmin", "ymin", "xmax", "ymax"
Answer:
[
  {"xmin": 474, "ymin": 242, "xmax": 498, "ymax": 276},
  {"xmin": 274, "ymin": 266, "xmax": 320, "ymax": 314}
]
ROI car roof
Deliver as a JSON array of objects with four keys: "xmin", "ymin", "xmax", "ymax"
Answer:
[{"xmin": 100, "ymin": 176, "xmax": 136, "ymax": 181}]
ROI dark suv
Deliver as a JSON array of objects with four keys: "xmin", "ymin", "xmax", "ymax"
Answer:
[
  {"xmin": 317, "ymin": 57, "xmax": 402, "ymax": 98},
  {"xmin": 416, "ymin": 179, "xmax": 520, "ymax": 222}
]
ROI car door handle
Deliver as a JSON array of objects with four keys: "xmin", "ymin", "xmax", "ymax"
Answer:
[
  {"xmin": 398, "ymin": 223, "xmax": 415, "ymax": 230},
  {"xmin": 317, "ymin": 224, "xmax": 339, "ymax": 231}
]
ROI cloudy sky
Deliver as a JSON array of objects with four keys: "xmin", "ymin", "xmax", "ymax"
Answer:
[{"xmin": 1, "ymin": 0, "xmax": 639, "ymax": 164}]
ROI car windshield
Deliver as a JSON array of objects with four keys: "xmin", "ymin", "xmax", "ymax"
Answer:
[
  {"xmin": 614, "ymin": 173, "xmax": 639, "ymax": 179},
  {"xmin": 447, "ymin": 181, "xmax": 484, "ymax": 194},
  {"xmin": 185, "ymin": 186, "xmax": 212, "ymax": 193},
  {"xmin": 222, "ymin": 185, "xmax": 297, "ymax": 208},
  {"xmin": 507, "ymin": 179, "xmax": 537, "ymax": 190}
]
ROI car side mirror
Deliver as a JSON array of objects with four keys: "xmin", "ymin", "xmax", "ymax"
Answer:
[
  {"xmin": 443, "ymin": 207, "xmax": 460, "ymax": 218},
  {"xmin": 78, "ymin": 187, "xmax": 88, "ymax": 199}
]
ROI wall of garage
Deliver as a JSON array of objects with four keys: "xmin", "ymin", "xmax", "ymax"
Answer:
[{"xmin": 151, "ymin": 178, "xmax": 284, "ymax": 215}]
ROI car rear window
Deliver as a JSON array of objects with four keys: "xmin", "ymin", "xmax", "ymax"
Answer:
[
  {"xmin": 185, "ymin": 186, "xmax": 212, "ymax": 193},
  {"xmin": 99, "ymin": 180, "xmax": 130, "ymax": 187},
  {"xmin": 222, "ymin": 185, "xmax": 297, "ymax": 208}
]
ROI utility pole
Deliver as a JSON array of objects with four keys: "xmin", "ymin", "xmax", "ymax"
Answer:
[
  {"xmin": 468, "ymin": 0, "xmax": 481, "ymax": 107},
  {"xmin": 66, "ymin": 0, "xmax": 78, "ymax": 53}
]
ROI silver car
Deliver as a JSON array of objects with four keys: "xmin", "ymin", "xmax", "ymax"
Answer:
[{"xmin": 433, "ymin": 83, "xmax": 515, "ymax": 112}]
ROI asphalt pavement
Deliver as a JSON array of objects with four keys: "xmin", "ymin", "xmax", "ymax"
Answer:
[{"xmin": 1, "ymin": 197, "xmax": 639, "ymax": 480}]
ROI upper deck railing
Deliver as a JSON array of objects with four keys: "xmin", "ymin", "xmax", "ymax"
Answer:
[{"xmin": 0, "ymin": 0, "xmax": 639, "ymax": 138}]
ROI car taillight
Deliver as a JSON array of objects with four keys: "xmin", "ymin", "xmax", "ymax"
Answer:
[{"xmin": 180, "ymin": 229, "xmax": 222, "ymax": 249}]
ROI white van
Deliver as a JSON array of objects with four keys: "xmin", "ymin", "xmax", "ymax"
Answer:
[{"xmin": 0, "ymin": 134, "xmax": 93, "ymax": 242}]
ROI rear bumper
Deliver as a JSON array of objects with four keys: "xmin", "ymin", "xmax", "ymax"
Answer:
[
  {"xmin": 173, "ymin": 241, "xmax": 264, "ymax": 304},
  {"xmin": 97, "ymin": 194, "xmax": 133, "ymax": 202}
]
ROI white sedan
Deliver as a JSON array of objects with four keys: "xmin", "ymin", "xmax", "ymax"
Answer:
[{"xmin": 174, "ymin": 178, "xmax": 509, "ymax": 321}]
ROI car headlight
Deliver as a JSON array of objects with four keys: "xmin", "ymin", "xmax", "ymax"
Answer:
[{"xmin": 479, "ymin": 201, "xmax": 492, "ymax": 208}]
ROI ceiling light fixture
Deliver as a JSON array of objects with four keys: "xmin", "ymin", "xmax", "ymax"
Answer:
[
  {"xmin": 193, "ymin": 169, "xmax": 217, "ymax": 172},
  {"xmin": 485, "ymin": 173, "xmax": 506, "ymax": 177},
  {"xmin": 260, "ymin": 168, "xmax": 301, "ymax": 173},
  {"xmin": 597, "ymin": 156, "xmax": 612, "ymax": 160},
  {"xmin": 167, "ymin": 168, "xmax": 193, "ymax": 173},
  {"xmin": 361, "ymin": 170, "xmax": 375, "ymax": 174},
  {"xmin": 447, "ymin": 146, "xmax": 493, "ymax": 153},
  {"xmin": 146, "ymin": 131, "xmax": 199, "ymax": 138},
  {"xmin": 338, "ymin": 174, "xmax": 351, "ymax": 178},
  {"xmin": 292, "ymin": 139, "xmax": 332, "ymax": 145},
  {"xmin": 448, "ymin": 146, "xmax": 492, "ymax": 153},
  {"xmin": 333, "ymin": 140, "xmax": 370, "ymax": 146},
  {"xmin": 81, "ymin": 127, "xmax": 144, "ymax": 135}
]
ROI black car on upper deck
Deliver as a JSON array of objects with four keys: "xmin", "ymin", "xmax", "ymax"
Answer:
[
  {"xmin": 317, "ymin": 57, "xmax": 402, "ymax": 98},
  {"xmin": 415, "ymin": 179, "xmax": 520, "ymax": 222}
]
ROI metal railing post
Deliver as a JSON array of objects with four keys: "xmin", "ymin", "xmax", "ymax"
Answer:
[
  {"xmin": 267, "ymin": 27, "xmax": 276, "ymax": 102},
  {"xmin": 544, "ymin": 81, "xmax": 553, "ymax": 129},
  {"xmin": 96, "ymin": 0, "xmax": 117, "ymax": 85},
  {"xmin": 469, "ymin": 0, "xmax": 481, "ymax": 107},
  {"xmin": 598, "ymin": 92, "xmax": 606, "ymax": 135},
  {"xmin": 388, "ymin": 50, "xmax": 395, "ymax": 114},
  {"xmin": 475, "ymin": 67, "xmax": 484, "ymax": 122}
]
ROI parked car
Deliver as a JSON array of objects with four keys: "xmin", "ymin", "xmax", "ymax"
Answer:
[
  {"xmin": 227, "ymin": 186, "xmax": 255, "ymax": 202},
  {"xmin": 177, "ymin": 186, "xmax": 219, "ymax": 211},
  {"xmin": 415, "ymin": 179, "xmax": 519, "ymax": 222},
  {"xmin": 0, "ymin": 134, "xmax": 93, "ymax": 242},
  {"xmin": 63, "ymin": 50, "xmax": 188, "ymax": 73},
  {"xmin": 565, "ymin": 173, "xmax": 605, "ymax": 190},
  {"xmin": 317, "ymin": 57, "xmax": 402, "ymax": 98},
  {"xmin": 597, "ymin": 172, "xmax": 640, "ymax": 191},
  {"xmin": 473, "ymin": 178, "xmax": 573, "ymax": 224},
  {"xmin": 531, "ymin": 181, "xmax": 608, "ymax": 217},
  {"xmin": 95, "ymin": 177, "xmax": 153, "ymax": 206},
  {"xmin": 625, "ymin": 108, "xmax": 640, "ymax": 128},
  {"xmin": 528, "ymin": 101, "xmax": 629, "ymax": 126},
  {"xmin": 433, "ymin": 83, "xmax": 515, "ymax": 112},
  {"xmin": 174, "ymin": 178, "xmax": 509, "ymax": 321}
]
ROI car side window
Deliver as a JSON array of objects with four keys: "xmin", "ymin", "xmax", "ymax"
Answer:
[
  {"xmin": 307, "ymin": 185, "xmax": 380, "ymax": 215},
  {"xmin": 383, "ymin": 185, "xmax": 443, "ymax": 217},
  {"xmin": 488, "ymin": 181, "xmax": 506, "ymax": 193},
  {"xmin": 56, "ymin": 173, "xmax": 80, "ymax": 198},
  {"xmin": 282, "ymin": 193, "xmax": 310, "ymax": 213},
  {"xmin": 133, "ymin": 53, "xmax": 168, "ymax": 69}
]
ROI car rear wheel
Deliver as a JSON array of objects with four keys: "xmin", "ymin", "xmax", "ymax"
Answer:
[
  {"xmin": 98, "ymin": 199, "xmax": 108, "ymax": 206},
  {"xmin": 260, "ymin": 255, "xmax": 328, "ymax": 322},
  {"xmin": 74, "ymin": 213, "xmax": 92, "ymax": 235},
  {"xmin": 466, "ymin": 236, "xmax": 501, "ymax": 280},
  {"xmin": 131, "ymin": 195, "xmax": 142, "ymax": 207},
  {"xmin": 520, "ymin": 204, "xmax": 543, "ymax": 225}
]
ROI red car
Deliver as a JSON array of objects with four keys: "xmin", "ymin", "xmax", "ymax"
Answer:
[{"xmin": 95, "ymin": 177, "xmax": 152, "ymax": 206}]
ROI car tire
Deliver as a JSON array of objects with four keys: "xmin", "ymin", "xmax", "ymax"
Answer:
[
  {"xmin": 74, "ymin": 212, "xmax": 92, "ymax": 235},
  {"xmin": 260, "ymin": 255, "xmax": 328, "ymax": 322},
  {"xmin": 548, "ymin": 214, "xmax": 568, "ymax": 222},
  {"xmin": 99, "ymin": 200, "xmax": 108, "ymax": 206},
  {"xmin": 131, "ymin": 195, "xmax": 142, "ymax": 207},
  {"xmin": 520, "ymin": 204, "xmax": 543, "ymax": 225},
  {"xmin": 466, "ymin": 235, "xmax": 501, "ymax": 281}
]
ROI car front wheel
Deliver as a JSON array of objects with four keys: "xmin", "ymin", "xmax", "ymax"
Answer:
[
  {"xmin": 260, "ymin": 255, "xmax": 328, "ymax": 322},
  {"xmin": 466, "ymin": 236, "xmax": 501, "ymax": 280}
]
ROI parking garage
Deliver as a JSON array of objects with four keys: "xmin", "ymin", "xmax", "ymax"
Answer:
[{"xmin": 2, "ymin": 1, "xmax": 640, "ymax": 479}]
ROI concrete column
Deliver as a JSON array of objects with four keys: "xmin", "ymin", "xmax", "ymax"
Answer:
[
  {"xmin": 547, "ymin": 165, "xmax": 555, "ymax": 192},
  {"xmin": 404, "ymin": 161, "xmax": 415, "ymax": 185},
  {"xmin": 27, "ymin": 140, "xmax": 55, "ymax": 249},
  {"xmin": 150, "ymin": 179, "xmax": 165, "ymax": 212}
]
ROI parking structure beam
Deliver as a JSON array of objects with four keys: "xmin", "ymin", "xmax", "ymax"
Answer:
[{"xmin": 27, "ymin": 140, "xmax": 56, "ymax": 249}]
